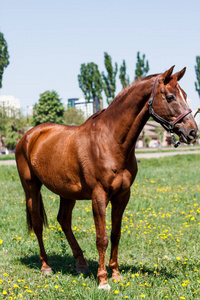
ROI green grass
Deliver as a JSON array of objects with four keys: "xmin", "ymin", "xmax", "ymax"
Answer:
[
  {"xmin": 0, "ymin": 154, "xmax": 15, "ymax": 160},
  {"xmin": 1, "ymin": 154, "xmax": 200, "ymax": 299}
]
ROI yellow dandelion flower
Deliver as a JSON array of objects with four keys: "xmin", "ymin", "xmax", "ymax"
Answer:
[
  {"xmin": 114, "ymin": 290, "xmax": 119, "ymax": 294},
  {"xmin": 3, "ymin": 290, "xmax": 7, "ymax": 295},
  {"xmin": 0, "ymin": 239, "xmax": 3, "ymax": 244}
]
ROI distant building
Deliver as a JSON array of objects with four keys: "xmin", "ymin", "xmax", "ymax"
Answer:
[
  {"xmin": 0, "ymin": 95, "xmax": 21, "ymax": 117},
  {"xmin": 137, "ymin": 121, "xmax": 172, "ymax": 148},
  {"xmin": 67, "ymin": 98, "xmax": 94, "ymax": 119}
]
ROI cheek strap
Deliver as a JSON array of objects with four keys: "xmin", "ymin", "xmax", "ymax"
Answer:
[{"xmin": 148, "ymin": 75, "xmax": 192, "ymax": 147}]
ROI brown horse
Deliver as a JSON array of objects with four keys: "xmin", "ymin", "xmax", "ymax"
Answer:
[{"xmin": 15, "ymin": 66, "xmax": 198, "ymax": 290}]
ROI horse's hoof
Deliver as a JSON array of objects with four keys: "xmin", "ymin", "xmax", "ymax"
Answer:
[
  {"xmin": 111, "ymin": 274, "xmax": 123, "ymax": 281},
  {"xmin": 98, "ymin": 283, "xmax": 111, "ymax": 291},
  {"xmin": 75, "ymin": 265, "xmax": 90, "ymax": 274},
  {"xmin": 41, "ymin": 268, "xmax": 53, "ymax": 275}
]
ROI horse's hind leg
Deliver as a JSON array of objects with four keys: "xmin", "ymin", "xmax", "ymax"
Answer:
[
  {"xmin": 24, "ymin": 182, "xmax": 52, "ymax": 274},
  {"xmin": 57, "ymin": 197, "xmax": 89, "ymax": 273},
  {"xmin": 16, "ymin": 144, "xmax": 51, "ymax": 274}
]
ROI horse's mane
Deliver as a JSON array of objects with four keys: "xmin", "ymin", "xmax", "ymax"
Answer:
[
  {"xmin": 84, "ymin": 74, "xmax": 158, "ymax": 122},
  {"xmin": 89, "ymin": 109, "xmax": 105, "ymax": 120},
  {"xmin": 108, "ymin": 74, "xmax": 158, "ymax": 108}
]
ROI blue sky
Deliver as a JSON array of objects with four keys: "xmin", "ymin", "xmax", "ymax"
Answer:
[{"xmin": 0, "ymin": 0, "xmax": 200, "ymax": 113}]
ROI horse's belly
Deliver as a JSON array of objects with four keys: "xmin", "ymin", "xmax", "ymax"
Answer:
[
  {"xmin": 33, "ymin": 162, "xmax": 91, "ymax": 200},
  {"xmin": 42, "ymin": 177, "xmax": 91, "ymax": 200}
]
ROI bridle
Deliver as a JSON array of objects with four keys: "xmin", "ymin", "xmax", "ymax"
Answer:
[{"xmin": 148, "ymin": 74, "xmax": 192, "ymax": 148}]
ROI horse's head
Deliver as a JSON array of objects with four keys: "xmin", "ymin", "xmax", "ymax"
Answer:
[{"xmin": 149, "ymin": 66, "xmax": 199, "ymax": 145}]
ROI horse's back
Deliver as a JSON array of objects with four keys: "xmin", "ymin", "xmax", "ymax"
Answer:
[{"xmin": 16, "ymin": 123, "xmax": 77, "ymax": 157}]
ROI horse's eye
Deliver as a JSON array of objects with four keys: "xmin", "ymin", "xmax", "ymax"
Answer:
[{"xmin": 166, "ymin": 95, "xmax": 175, "ymax": 102}]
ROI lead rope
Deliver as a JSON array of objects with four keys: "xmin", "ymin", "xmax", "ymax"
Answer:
[
  {"xmin": 194, "ymin": 107, "xmax": 200, "ymax": 118},
  {"xmin": 169, "ymin": 130, "xmax": 181, "ymax": 148}
]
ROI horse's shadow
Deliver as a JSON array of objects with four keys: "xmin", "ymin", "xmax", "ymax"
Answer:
[
  {"xmin": 20, "ymin": 254, "xmax": 100, "ymax": 279},
  {"xmin": 20, "ymin": 253, "xmax": 176, "ymax": 280}
]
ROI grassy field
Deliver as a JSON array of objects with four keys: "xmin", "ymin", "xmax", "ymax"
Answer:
[
  {"xmin": 0, "ymin": 154, "xmax": 15, "ymax": 161},
  {"xmin": 1, "ymin": 154, "xmax": 200, "ymax": 299}
]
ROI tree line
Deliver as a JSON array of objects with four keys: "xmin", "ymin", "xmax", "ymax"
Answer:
[
  {"xmin": 78, "ymin": 51, "xmax": 149, "ymax": 112},
  {"xmin": 1, "ymin": 31, "xmax": 200, "ymax": 150}
]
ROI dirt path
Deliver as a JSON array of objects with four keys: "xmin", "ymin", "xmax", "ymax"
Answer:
[
  {"xmin": 0, "ymin": 160, "xmax": 16, "ymax": 165},
  {"xmin": 135, "ymin": 149, "xmax": 200, "ymax": 159}
]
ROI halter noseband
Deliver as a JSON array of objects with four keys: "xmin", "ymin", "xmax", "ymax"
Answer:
[{"xmin": 148, "ymin": 74, "xmax": 192, "ymax": 148}]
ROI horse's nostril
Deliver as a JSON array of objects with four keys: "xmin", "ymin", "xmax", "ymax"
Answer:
[{"xmin": 189, "ymin": 129, "xmax": 196, "ymax": 138}]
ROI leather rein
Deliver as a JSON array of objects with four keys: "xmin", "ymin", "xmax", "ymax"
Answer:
[{"xmin": 148, "ymin": 74, "xmax": 192, "ymax": 148}]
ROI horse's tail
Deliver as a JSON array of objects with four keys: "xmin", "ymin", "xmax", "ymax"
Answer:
[
  {"xmin": 15, "ymin": 130, "xmax": 48, "ymax": 233},
  {"xmin": 26, "ymin": 194, "xmax": 48, "ymax": 233}
]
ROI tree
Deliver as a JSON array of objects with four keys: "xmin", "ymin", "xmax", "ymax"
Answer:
[
  {"xmin": 0, "ymin": 108, "xmax": 27, "ymax": 150},
  {"xmin": 145, "ymin": 136, "xmax": 151, "ymax": 148},
  {"xmin": 155, "ymin": 126, "xmax": 164, "ymax": 144},
  {"xmin": 78, "ymin": 63, "xmax": 104, "ymax": 113},
  {"xmin": 32, "ymin": 91, "xmax": 65, "ymax": 126},
  {"xmin": 4, "ymin": 123, "xmax": 19, "ymax": 150},
  {"xmin": 119, "ymin": 59, "xmax": 130, "ymax": 89},
  {"xmin": 102, "ymin": 52, "xmax": 118, "ymax": 105},
  {"xmin": 64, "ymin": 107, "xmax": 85, "ymax": 126},
  {"xmin": 195, "ymin": 56, "xmax": 200, "ymax": 98},
  {"xmin": 0, "ymin": 106, "xmax": 8, "ymax": 138},
  {"xmin": 135, "ymin": 51, "xmax": 149, "ymax": 80},
  {"xmin": 0, "ymin": 32, "xmax": 10, "ymax": 88}
]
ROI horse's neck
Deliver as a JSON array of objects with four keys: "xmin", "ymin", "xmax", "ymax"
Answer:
[{"xmin": 103, "ymin": 77, "xmax": 155, "ymax": 157}]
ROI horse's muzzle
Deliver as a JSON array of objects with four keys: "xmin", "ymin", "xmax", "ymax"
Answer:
[{"xmin": 178, "ymin": 128, "xmax": 199, "ymax": 144}]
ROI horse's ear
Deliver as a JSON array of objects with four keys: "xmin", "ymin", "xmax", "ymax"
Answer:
[
  {"xmin": 159, "ymin": 66, "xmax": 175, "ymax": 82},
  {"xmin": 174, "ymin": 67, "xmax": 186, "ymax": 81}
]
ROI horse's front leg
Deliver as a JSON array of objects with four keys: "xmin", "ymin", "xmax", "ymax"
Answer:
[
  {"xmin": 92, "ymin": 184, "xmax": 110, "ymax": 290},
  {"xmin": 109, "ymin": 191, "xmax": 130, "ymax": 281}
]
